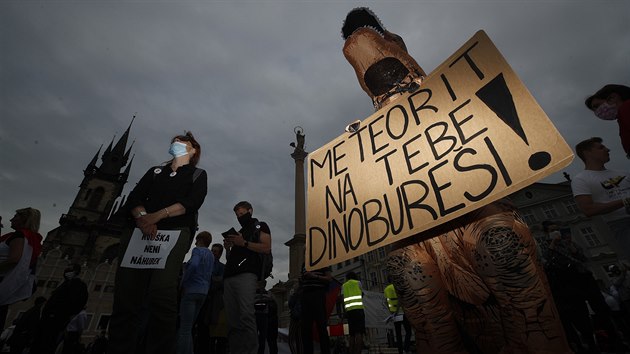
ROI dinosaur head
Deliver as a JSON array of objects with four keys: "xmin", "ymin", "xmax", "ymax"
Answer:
[{"xmin": 342, "ymin": 7, "xmax": 426, "ymax": 110}]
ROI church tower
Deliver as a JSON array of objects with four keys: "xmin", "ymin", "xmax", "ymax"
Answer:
[{"xmin": 43, "ymin": 118, "xmax": 135, "ymax": 266}]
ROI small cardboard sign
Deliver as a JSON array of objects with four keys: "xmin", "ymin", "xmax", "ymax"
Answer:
[
  {"xmin": 120, "ymin": 229, "xmax": 181, "ymax": 269},
  {"xmin": 306, "ymin": 30, "xmax": 573, "ymax": 269}
]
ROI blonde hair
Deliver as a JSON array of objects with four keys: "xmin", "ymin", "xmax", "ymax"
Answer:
[
  {"xmin": 16, "ymin": 207, "xmax": 41, "ymax": 232},
  {"xmin": 196, "ymin": 231, "xmax": 212, "ymax": 247}
]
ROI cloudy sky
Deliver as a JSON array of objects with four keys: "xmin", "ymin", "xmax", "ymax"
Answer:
[{"xmin": 1, "ymin": 0, "xmax": 629, "ymax": 283}]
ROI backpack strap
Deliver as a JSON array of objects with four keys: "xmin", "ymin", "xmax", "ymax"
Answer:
[
  {"xmin": 192, "ymin": 168, "xmax": 203, "ymax": 183},
  {"xmin": 252, "ymin": 220, "xmax": 268, "ymax": 280}
]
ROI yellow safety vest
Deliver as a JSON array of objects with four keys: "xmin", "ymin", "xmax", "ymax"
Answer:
[
  {"xmin": 342, "ymin": 279, "xmax": 364, "ymax": 311},
  {"xmin": 384, "ymin": 283, "xmax": 402, "ymax": 314}
]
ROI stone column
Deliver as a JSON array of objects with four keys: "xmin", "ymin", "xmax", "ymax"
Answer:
[{"xmin": 286, "ymin": 128, "xmax": 307, "ymax": 281}]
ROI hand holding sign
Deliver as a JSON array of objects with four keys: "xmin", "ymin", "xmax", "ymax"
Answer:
[
  {"xmin": 121, "ymin": 229, "xmax": 181, "ymax": 269},
  {"xmin": 135, "ymin": 216, "xmax": 157, "ymax": 239}
]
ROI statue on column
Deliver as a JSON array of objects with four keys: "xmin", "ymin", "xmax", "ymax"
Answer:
[
  {"xmin": 293, "ymin": 127, "xmax": 305, "ymax": 152},
  {"xmin": 340, "ymin": 8, "xmax": 570, "ymax": 353}
]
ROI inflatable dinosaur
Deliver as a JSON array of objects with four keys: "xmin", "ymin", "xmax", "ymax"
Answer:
[{"xmin": 341, "ymin": 8, "xmax": 570, "ymax": 353}]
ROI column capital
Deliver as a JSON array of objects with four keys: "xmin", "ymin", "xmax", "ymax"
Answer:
[{"xmin": 291, "ymin": 149, "xmax": 308, "ymax": 161}]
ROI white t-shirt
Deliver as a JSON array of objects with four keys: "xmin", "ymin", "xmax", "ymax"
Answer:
[{"xmin": 571, "ymin": 169, "xmax": 630, "ymax": 221}]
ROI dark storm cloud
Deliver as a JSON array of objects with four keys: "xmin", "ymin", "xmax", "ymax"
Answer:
[{"xmin": 1, "ymin": 1, "xmax": 628, "ymax": 281}]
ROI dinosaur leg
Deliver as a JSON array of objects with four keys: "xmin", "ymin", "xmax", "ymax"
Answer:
[
  {"xmin": 469, "ymin": 212, "xmax": 571, "ymax": 353},
  {"xmin": 387, "ymin": 242, "xmax": 468, "ymax": 354}
]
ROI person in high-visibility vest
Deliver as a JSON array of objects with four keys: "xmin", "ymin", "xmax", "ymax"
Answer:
[
  {"xmin": 384, "ymin": 281, "xmax": 412, "ymax": 354},
  {"xmin": 342, "ymin": 271, "xmax": 365, "ymax": 354}
]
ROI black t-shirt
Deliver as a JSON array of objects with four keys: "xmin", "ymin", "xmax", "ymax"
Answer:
[
  {"xmin": 124, "ymin": 164, "xmax": 207, "ymax": 232},
  {"xmin": 224, "ymin": 218, "xmax": 270, "ymax": 278}
]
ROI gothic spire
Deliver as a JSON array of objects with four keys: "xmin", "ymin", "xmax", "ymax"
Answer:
[
  {"xmin": 123, "ymin": 139, "xmax": 135, "ymax": 165},
  {"xmin": 84, "ymin": 145, "xmax": 102, "ymax": 177},
  {"xmin": 123, "ymin": 154, "xmax": 135, "ymax": 178},
  {"xmin": 99, "ymin": 115, "xmax": 135, "ymax": 177},
  {"xmin": 102, "ymin": 136, "xmax": 114, "ymax": 159},
  {"xmin": 111, "ymin": 115, "xmax": 134, "ymax": 159}
]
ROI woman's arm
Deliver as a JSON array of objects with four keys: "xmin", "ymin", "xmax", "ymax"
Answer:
[
  {"xmin": 136, "ymin": 202, "xmax": 186, "ymax": 230},
  {"xmin": 176, "ymin": 169, "xmax": 208, "ymax": 213}
]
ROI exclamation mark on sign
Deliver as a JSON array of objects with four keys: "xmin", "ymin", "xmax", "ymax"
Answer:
[{"xmin": 475, "ymin": 73, "xmax": 551, "ymax": 171}]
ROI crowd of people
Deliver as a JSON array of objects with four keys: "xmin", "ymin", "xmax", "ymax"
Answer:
[
  {"xmin": 0, "ymin": 208, "xmax": 92, "ymax": 354},
  {"xmin": 1, "ymin": 82, "xmax": 630, "ymax": 353},
  {"xmin": 0, "ymin": 133, "xmax": 276, "ymax": 354},
  {"xmin": 106, "ymin": 133, "xmax": 274, "ymax": 354}
]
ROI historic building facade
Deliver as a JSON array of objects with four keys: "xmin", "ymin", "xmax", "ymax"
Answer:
[
  {"xmin": 510, "ymin": 181, "xmax": 625, "ymax": 280},
  {"xmin": 5, "ymin": 121, "xmax": 134, "ymax": 339}
]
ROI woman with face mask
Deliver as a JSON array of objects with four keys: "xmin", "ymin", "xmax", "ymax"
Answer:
[
  {"xmin": 586, "ymin": 84, "xmax": 630, "ymax": 157},
  {"xmin": 109, "ymin": 131, "xmax": 208, "ymax": 354}
]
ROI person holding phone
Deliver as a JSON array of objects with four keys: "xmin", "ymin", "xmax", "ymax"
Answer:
[{"xmin": 222, "ymin": 201, "xmax": 271, "ymax": 354}]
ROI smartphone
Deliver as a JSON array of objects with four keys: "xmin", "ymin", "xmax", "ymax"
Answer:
[{"xmin": 222, "ymin": 227, "xmax": 238, "ymax": 238}]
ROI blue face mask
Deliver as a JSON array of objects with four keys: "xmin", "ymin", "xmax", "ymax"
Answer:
[{"xmin": 169, "ymin": 141, "xmax": 189, "ymax": 157}]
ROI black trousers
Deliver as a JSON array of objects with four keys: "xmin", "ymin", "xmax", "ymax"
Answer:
[
  {"xmin": 394, "ymin": 316, "xmax": 412, "ymax": 354},
  {"xmin": 301, "ymin": 288, "xmax": 330, "ymax": 354}
]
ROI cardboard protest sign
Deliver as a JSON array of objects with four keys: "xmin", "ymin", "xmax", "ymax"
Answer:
[
  {"xmin": 120, "ymin": 229, "xmax": 181, "ymax": 269},
  {"xmin": 306, "ymin": 30, "xmax": 573, "ymax": 269}
]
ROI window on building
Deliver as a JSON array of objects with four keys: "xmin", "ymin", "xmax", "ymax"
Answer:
[
  {"xmin": 542, "ymin": 205, "xmax": 559, "ymax": 219},
  {"xmin": 580, "ymin": 227, "xmax": 602, "ymax": 247},
  {"xmin": 88, "ymin": 187, "xmax": 105, "ymax": 209},
  {"xmin": 94, "ymin": 284, "xmax": 102, "ymax": 292},
  {"xmin": 367, "ymin": 251, "xmax": 374, "ymax": 262},
  {"xmin": 337, "ymin": 263, "xmax": 343, "ymax": 270},
  {"xmin": 104, "ymin": 285, "xmax": 115, "ymax": 293},
  {"xmin": 97, "ymin": 314, "xmax": 111, "ymax": 330},
  {"xmin": 354, "ymin": 257, "xmax": 360, "ymax": 263},
  {"xmin": 345, "ymin": 259, "xmax": 351, "ymax": 266},
  {"xmin": 370, "ymin": 272, "xmax": 377, "ymax": 289},
  {"xmin": 378, "ymin": 247, "xmax": 386, "ymax": 259},
  {"xmin": 521, "ymin": 209, "xmax": 537, "ymax": 224},
  {"xmin": 563, "ymin": 199, "xmax": 580, "ymax": 214}
]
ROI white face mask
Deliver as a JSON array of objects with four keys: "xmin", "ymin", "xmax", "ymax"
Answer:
[
  {"xmin": 594, "ymin": 102, "xmax": 618, "ymax": 121},
  {"xmin": 168, "ymin": 141, "xmax": 189, "ymax": 157}
]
